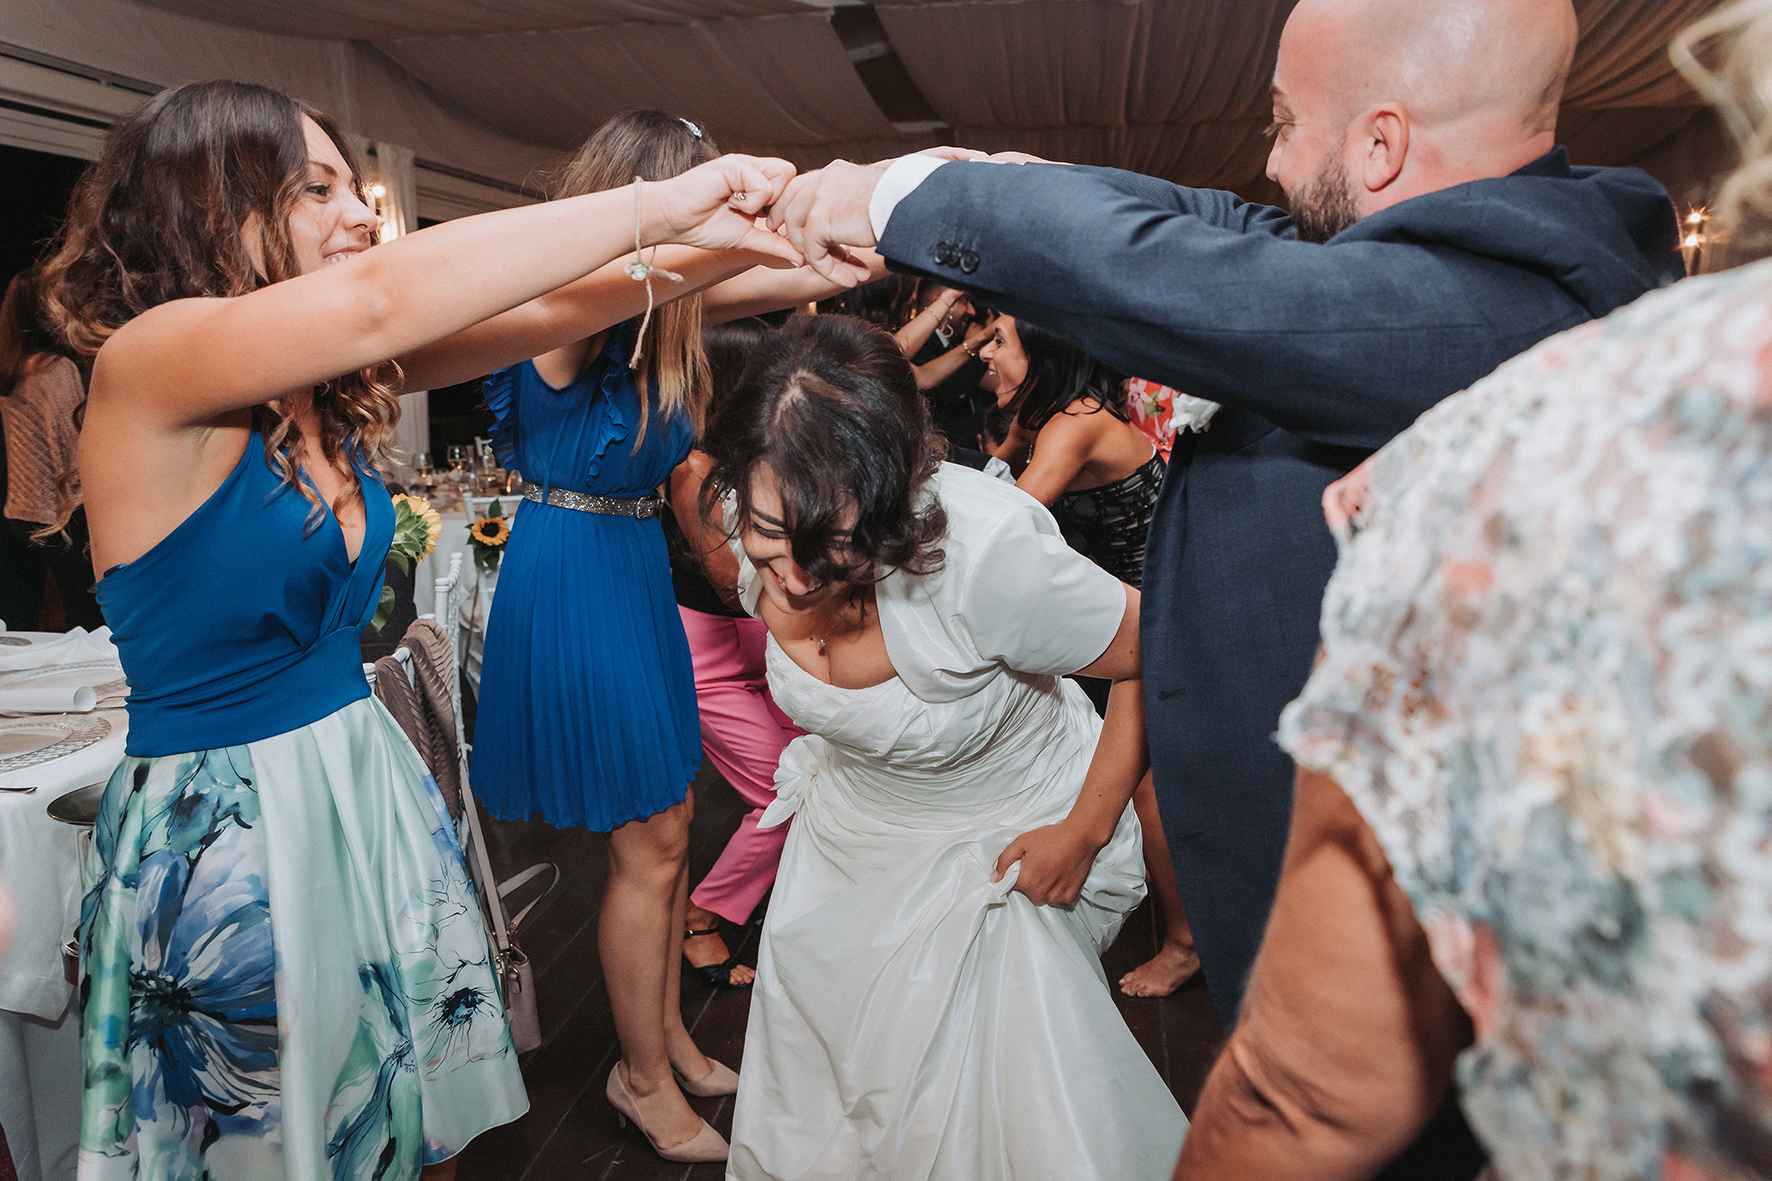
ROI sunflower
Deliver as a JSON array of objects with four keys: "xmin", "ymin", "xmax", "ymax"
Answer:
[
  {"xmin": 469, "ymin": 516, "xmax": 511, "ymax": 547},
  {"xmin": 391, "ymin": 494, "xmax": 442, "ymax": 560}
]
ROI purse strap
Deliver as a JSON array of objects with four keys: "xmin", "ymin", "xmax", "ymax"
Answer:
[
  {"xmin": 459, "ymin": 775, "xmax": 513, "ymax": 956},
  {"xmin": 497, "ymin": 861, "xmax": 561, "ymax": 935}
]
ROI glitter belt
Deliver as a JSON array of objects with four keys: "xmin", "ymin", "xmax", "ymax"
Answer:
[{"xmin": 521, "ymin": 482, "xmax": 660, "ymax": 520}]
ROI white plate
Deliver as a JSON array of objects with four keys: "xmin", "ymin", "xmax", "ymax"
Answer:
[
  {"xmin": 0, "ymin": 661, "xmax": 122, "ymax": 693},
  {"xmin": 0, "ymin": 715, "xmax": 111, "ymax": 772}
]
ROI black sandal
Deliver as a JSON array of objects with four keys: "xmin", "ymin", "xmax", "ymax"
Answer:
[{"xmin": 684, "ymin": 926, "xmax": 753, "ymax": 989}]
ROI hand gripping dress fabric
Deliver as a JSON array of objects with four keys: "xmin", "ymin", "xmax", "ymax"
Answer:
[
  {"xmin": 472, "ymin": 325, "xmax": 702, "ymax": 830},
  {"xmin": 726, "ymin": 464, "xmax": 1187, "ymax": 1181},
  {"xmin": 83, "ymin": 431, "xmax": 527, "ymax": 1181}
]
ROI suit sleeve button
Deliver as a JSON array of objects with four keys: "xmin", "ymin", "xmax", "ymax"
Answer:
[{"xmin": 958, "ymin": 249, "xmax": 979, "ymax": 274}]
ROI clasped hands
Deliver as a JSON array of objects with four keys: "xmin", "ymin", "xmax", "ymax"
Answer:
[{"xmin": 653, "ymin": 147, "xmax": 1057, "ymax": 285}]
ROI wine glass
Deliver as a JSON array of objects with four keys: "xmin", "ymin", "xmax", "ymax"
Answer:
[
  {"xmin": 447, "ymin": 445, "xmax": 467, "ymax": 473},
  {"xmin": 412, "ymin": 451, "xmax": 433, "ymax": 492}
]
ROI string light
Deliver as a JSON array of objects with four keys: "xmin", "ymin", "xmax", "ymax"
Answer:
[{"xmin": 1680, "ymin": 207, "xmax": 1711, "ymax": 271}]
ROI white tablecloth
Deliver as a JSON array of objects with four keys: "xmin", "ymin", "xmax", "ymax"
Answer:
[
  {"xmin": 415, "ymin": 513, "xmax": 472, "ymax": 614},
  {"xmin": 0, "ymin": 631, "xmax": 129, "ymax": 1181},
  {"xmin": 413, "ymin": 498, "xmax": 521, "ymax": 615},
  {"xmin": 412, "ymin": 509, "xmax": 507, "ymax": 697}
]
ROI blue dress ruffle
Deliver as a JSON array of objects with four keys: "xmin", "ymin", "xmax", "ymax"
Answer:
[{"xmin": 472, "ymin": 326, "xmax": 702, "ymax": 830}]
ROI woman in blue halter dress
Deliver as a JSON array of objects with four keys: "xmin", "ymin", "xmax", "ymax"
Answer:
[
  {"xmin": 86, "ymin": 429, "xmax": 528, "ymax": 1180},
  {"xmin": 43, "ymin": 81, "xmax": 797, "ymax": 1179}
]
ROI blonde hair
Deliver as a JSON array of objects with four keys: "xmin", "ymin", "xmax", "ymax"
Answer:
[
  {"xmin": 36, "ymin": 81, "xmax": 399, "ymax": 531},
  {"xmin": 1673, "ymin": 0, "xmax": 1772, "ymax": 263},
  {"xmin": 555, "ymin": 110, "xmax": 717, "ymax": 441}
]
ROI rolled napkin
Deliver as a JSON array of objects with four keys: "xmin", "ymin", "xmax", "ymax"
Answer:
[
  {"xmin": 0, "ymin": 627, "xmax": 119, "ymax": 673},
  {"xmin": 0, "ymin": 682, "xmax": 97, "ymax": 715},
  {"xmin": 0, "ymin": 628, "xmax": 123, "ymax": 714}
]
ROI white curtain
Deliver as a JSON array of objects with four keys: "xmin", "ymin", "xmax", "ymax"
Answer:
[
  {"xmin": 357, "ymin": 138, "xmax": 429, "ymax": 481},
  {"xmin": 3, "ymin": 0, "xmax": 1730, "ymax": 211}
]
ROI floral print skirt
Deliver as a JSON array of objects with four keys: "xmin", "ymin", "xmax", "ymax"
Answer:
[{"xmin": 76, "ymin": 696, "xmax": 528, "ymax": 1180}]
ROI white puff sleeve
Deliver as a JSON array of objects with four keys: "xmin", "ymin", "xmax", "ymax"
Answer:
[{"xmin": 957, "ymin": 495, "xmax": 1128, "ymax": 676}]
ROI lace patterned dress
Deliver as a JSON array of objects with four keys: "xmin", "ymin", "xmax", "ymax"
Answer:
[
  {"xmin": 1278, "ymin": 257, "xmax": 1772, "ymax": 1180},
  {"xmin": 1049, "ymin": 451, "xmax": 1165, "ymax": 587}
]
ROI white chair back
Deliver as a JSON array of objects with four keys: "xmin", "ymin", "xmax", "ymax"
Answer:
[
  {"xmin": 466, "ymin": 494, "xmax": 523, "ymax": 521},
  {"xmin": 431, "ymin": 552, "xmax": 467, "ymax": 658}
]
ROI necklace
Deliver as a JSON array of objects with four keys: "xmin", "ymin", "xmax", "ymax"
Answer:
[{"xmin": 810, "ymin": 588, "xmax": 867, "ymax": 655}]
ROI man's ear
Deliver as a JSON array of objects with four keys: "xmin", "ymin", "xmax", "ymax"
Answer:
[{"xmin": 1360, "ymin": 105, "xmax": 1410, "ymax": 196}]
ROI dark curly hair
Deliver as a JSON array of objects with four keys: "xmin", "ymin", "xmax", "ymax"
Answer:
[
  {"xmin": 702, "ymin": 314, "xmax": 946, "ymax": 587},
  {"xmin": 814, "ymin": 272, "xmax": 918, "ymax": 330}
]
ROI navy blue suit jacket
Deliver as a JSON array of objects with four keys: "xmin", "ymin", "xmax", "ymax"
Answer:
[{"xmin": 879, "ymin": 148, "xmax": 1683, "ymax": 1023}]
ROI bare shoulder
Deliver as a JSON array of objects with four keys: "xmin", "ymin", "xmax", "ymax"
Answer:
[
  {"xmin": 1036, "ymin": 399, "xmax": 1112, "ymax": 450},
  {"xmin": 87, "ymin": 296, "xmax": 229, "ymax": 410}
]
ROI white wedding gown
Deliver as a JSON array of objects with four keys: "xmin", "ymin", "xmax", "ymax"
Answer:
[{"xmin": 727, "ymin": 465, "xmax": 1188, "ymax": 1181}]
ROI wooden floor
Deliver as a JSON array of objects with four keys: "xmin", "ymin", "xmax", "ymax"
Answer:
[{"xmin": 457, "ymin": 759, "xmax": 1225, "ymax": 1181}]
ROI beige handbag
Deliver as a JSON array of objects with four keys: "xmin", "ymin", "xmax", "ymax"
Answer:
[{"xmin": 466, "ymin": 819, "xmax": 557, "ymax": 1054}]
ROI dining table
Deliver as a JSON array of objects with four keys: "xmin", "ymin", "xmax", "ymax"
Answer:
[
  {"xmin": 0, "ymin": 627, "xmax": 129, "ymax": 1181},
  {"xmin": 413, "ymin": 498, "xmax": 515, "ymax": 697}
]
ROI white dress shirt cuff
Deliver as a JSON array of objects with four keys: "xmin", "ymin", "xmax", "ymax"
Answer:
[{"xmin": 868, "ymin": 154, "xmax": 952, "ymax": 241}]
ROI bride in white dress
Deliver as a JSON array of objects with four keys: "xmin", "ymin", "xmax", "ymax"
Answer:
[{"xmin": 693, "ymin": 315, "xmax": 1187, "ymax": 1181}]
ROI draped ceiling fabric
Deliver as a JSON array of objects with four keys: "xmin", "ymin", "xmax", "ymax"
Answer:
[{"xmin": 2, "ymin": 0, "xmax": 1733, "ymax": 211}]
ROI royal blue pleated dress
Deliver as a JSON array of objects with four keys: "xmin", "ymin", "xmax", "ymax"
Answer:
[{"xmin": 472, "ymin": 324, "xmax": 703, "ymax": 830}]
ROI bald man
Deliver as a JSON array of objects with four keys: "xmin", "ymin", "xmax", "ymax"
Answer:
[{"xmin": 774, "ymin": 0, "xmax": 1678, "ymax": 1168}]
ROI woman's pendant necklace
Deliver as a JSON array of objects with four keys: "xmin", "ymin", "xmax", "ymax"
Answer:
[{"xmin": 812, "ymin": 590, "xmax": 864, "ymax": 656}]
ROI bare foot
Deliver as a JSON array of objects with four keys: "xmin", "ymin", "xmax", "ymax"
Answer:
[
  {"xmin": 1118, "ymin": 939, "xmax": 1201, "ymax": 998},
  {"xmin": 683, "ymin": 906, "xmax": 756, "ymax": 986}
]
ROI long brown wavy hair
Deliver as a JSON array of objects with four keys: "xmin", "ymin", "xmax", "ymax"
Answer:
[
  {"xmin": 36, "ymin": 79, "xmax": 400, "ymax": 526},
  {"xmin": 0, "ymin": 269, "xmax": 70, "ymax": 398},
  {"xmin": 555, "ymin": 109, "xmax": 717, "ymax": 440}
]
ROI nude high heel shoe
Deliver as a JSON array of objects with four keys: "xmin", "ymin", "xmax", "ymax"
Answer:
[
  {"xmin": 675, "ymin": 1057, "xmax": 740, "ymax": 1097},
  {"xmin": 606, "ymin": 1062, "xmax": 729, "ymax": 1163}
]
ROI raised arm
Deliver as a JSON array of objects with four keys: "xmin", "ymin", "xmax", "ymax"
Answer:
[
  {"xmin": 395, "ymin": 246, "xmax": 761, "ymax": 392},
  {"xmin": 93, "ymin": 154, "xmax": 799, "ymax": 425},
  {"xmin": 895, "ymin": 286, "xmax": 964, "ymax": 356},
  {"xmin": 876, "ymin": 161, "xmax": 1495, "ymax": 451},
  {"xmin": 400, "ymin": 243, "xmax": 885, "ymax": 389},
  {"xmin": 704, "ymin": 248, "xmax": 887, "ymax": 324},
  {"xmin": 772, "ymin": 156, "xmax": 1569, "ymax": 451}
]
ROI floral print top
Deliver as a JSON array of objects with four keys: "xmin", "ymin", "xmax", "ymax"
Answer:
[
  {"xmin": 1125, "ymin": 378, "xmax": 1219, "ymax": 460},
  {"xmin": 1277, "ymin": 257, "xmax": 1772, "ymax": 1181}
]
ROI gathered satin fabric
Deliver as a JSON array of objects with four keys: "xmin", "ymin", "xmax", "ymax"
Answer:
[{"xmin": 727, "ymin": 464, "xmax": 1187, "ymax": 1181}]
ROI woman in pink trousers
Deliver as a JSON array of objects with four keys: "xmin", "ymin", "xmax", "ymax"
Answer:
[{"xmin": 667, "ymin": 318, "xmax": 802, "ymax": 987}]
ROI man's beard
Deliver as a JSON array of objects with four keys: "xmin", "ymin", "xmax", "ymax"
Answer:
[{"xmin": 1290, "ymin": 154, "xmax": 1360, "ymax": 244}]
